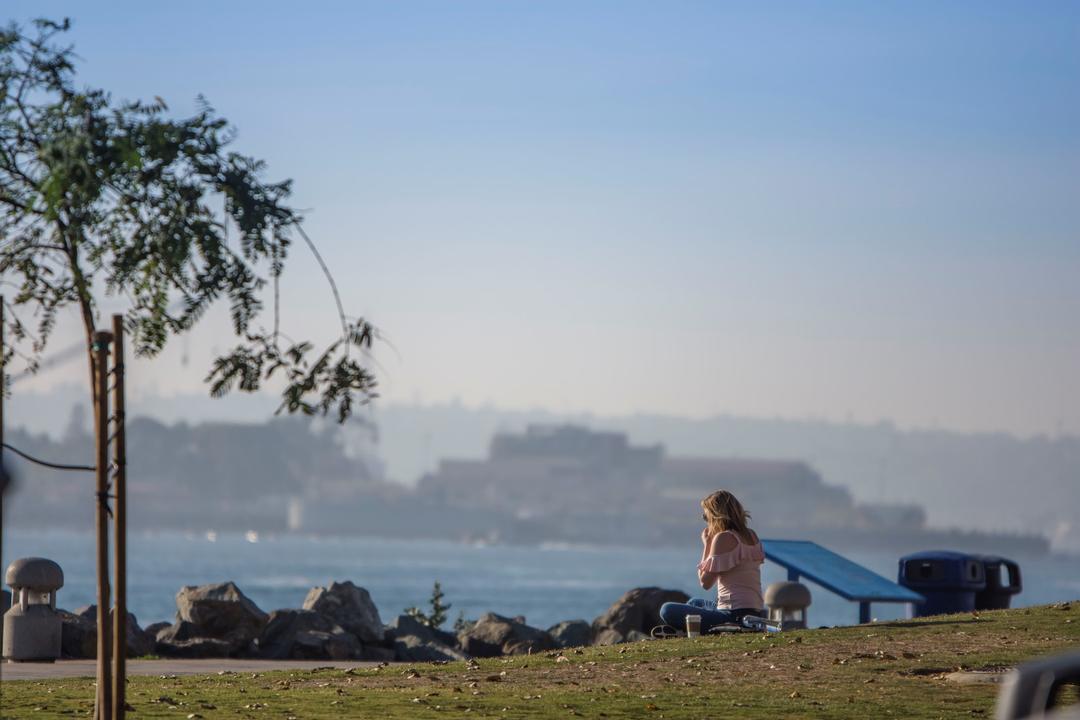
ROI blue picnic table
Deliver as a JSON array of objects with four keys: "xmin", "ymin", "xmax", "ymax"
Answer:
[{"xmin": 762, "ymin": 539, "xmax": 925, "ymax": 624}]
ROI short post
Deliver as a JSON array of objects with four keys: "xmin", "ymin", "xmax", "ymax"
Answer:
[
  {"xmin": 764, "ymin": 581, "xmax": 812, "ymax": 630},
  {"xmin": 2, "ymin": 557, "xmax": 65, "ymax": 661}
]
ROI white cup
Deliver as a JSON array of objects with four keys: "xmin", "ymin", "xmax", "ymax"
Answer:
[{"xmin": 685, "ymin": 614, "xmax": 702, "ymax": 637}]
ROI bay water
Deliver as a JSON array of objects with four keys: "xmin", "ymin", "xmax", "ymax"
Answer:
[{"xmin": 3, "ymin": 529, "xmax": 1078, "ymax": 631}]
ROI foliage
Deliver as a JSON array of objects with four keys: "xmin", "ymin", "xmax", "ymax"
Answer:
[
  {"xmin": 0, "ymin": 18, "xmax": 375, "ymax": 420},
  {"xmin": 404, "ymin": 580, "xmax": 452, "ymax": 629}
]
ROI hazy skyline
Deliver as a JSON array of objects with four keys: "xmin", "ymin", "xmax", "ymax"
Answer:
[{"xmin": 5, "ymin": 2, "xmax": 1080, "ymax": 437}]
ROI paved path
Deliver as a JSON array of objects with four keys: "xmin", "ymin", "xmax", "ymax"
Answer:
[{"xmin": 1, "ymin": 659, "xmax": 382, "ymax": 681}]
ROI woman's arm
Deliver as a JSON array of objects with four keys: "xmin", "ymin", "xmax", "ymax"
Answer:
[{"xmin": 697, "ymin": 531, "xmax": 739, "ymax": 589}]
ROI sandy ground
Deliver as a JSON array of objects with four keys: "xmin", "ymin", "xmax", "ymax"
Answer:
[{"xmin": 0, "ymin": 658, "xmax": 383, "ymax": 681}]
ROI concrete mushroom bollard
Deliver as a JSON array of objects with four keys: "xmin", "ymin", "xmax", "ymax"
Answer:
[
  {"xmin": 2, "ymin": 557, "xmax": 65, "ymax": 662},
  {"xmin": 764, "ymin": 581, "xmax": 812, "ymax": 630}
]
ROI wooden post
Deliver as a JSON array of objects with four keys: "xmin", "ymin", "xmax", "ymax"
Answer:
[
  {"xmin": 1, "ymin": 297, "xmax": 5, "ymax": 585},
  {"xmin": 1, "ymin": 296, "xmax": 5, "ymax": 457},
  {"xmin": 111, "ymin": 315, "xmax": 127, "ymax": 720},
  {"xmin": 93, "ymin": 329, "xmax": 113, "ymax": 720}
]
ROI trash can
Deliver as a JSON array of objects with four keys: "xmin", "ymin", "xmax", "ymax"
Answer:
[
  {"xmin": 975, "ymin": 555, "xmax": 1022, "ymax": 610},
  {"xmin": 898, "ymin": 551, "xmax": 986, "ymax": 617}
]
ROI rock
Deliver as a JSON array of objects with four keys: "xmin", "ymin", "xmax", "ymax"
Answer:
[
  {"xmin": 144, "ymin": 621, "xmax": 171, "ymax": 642},
  {"xmin": 175, "ymin": 582, "xmax": 267, "ymax": 649},
  {"xmin": 61, "ymin": 606, "xmax": 153, "ymax": 657},
  {"xmin": 74, "ymin": 605, "xmax": 97, "ymax": 622},
  {"xmin": 256, "ymin": 609, "xmax": 362, "ymax": 660},
  {"xmin": 394, "ymin": 634, "xmax": 469, "ymax": 662},
  {"xmin": 59, "ymin": 609, "xmax": 97, "ymax": 659},
  {"xmin": 1, "ymin": 589, "xmax": 9, "ymax": 647},
  {"xmin": 458, "ymin": 612, "xmax": 556, "ymax": 657},
  {"xmin": 155, "ymin": 636, "xmax": 234, "ymax": 659},
  {"xmin": 156, "ymin": 620, "xmax": 201, "ymax": 644},
  {"xmin": 547, "ymin": 619, "xmax": 592, "ymax": 648},
  {"xmin": 388, "ymin": 614, "xmax": 458, "ymax": 648},
  {"xmin": 359, "ymin": 644, "xmax": 397, "ymax": 662},
  {"xmin": 591, "ymin": 628, "xmax": 626, "ymax": 646},
  {"xmin": 591, "ymin": 587, "xmax": 689, "ymax": 643},
  {"xmin": 302, "ymin": 581, "xmax": 383, "ymax": 644},
  {"xmin": 119, "ymin": 611, "xmax": 154, "ymax": 657}
]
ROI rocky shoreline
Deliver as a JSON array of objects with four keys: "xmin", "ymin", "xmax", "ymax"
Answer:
[{"xmin": 56, "ymin": 582, "xmax": 690, "ymax": 662}]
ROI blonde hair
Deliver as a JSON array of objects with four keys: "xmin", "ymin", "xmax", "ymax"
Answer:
[{"xmin": 701, "ymin": 490, "xmax": 756, "ymax": 545}]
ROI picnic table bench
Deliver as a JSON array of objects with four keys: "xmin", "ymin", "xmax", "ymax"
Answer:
[{"xmin": 762, "ymin": 539, "xmax": 925, "ymax": 624}]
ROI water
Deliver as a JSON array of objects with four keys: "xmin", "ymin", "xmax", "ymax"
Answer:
[{"xmin": 3, "ymin": 529, "xmax": 1078, "ymax": 630}]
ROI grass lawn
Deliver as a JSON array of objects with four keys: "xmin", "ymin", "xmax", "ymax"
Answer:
[{"xmin": 2, "ymin": 602, "xmax": 1077, "ymax": 719}]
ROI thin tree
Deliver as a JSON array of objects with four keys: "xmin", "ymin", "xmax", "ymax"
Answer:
[{"xmin": 0, "ymin": 18, "xmax": 377, "ymax": 714}]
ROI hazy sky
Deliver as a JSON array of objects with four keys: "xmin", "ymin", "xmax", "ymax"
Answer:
[{"xmin": 6, "ymin": 2, "xmax": 1080, "ymax": 437}]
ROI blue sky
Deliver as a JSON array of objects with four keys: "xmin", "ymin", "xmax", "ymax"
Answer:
[{"xmin": 6, "ymin": 1, "xmax": 1080, "ymax": 436}]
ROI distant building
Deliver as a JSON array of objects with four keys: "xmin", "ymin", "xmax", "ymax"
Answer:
[
  {"xmin": 657, "ymin": 457, "xmax": 858, "ymax": 531},
  {"xmin": 416, "ymin": 423, "xmax": 922, "ymax": 543},
  {"xmin": 419, "ymin": 425, "xmax": 663, "ymax": 520}
]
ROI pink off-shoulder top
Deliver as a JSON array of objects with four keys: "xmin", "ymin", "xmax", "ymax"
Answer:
[{"xmin": 697, "ymin": 531, "xmax": 765, "ymax": 610}]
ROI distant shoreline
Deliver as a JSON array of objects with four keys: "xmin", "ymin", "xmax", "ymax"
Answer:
[{"xmin": 3, "ymin": 521, "xmax": 1053, "ymax": 558}]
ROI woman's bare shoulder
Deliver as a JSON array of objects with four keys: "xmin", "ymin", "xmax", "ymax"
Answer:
[{"xmin": 709, "ymin": 531, "xmax": 739, "ymax": 554}]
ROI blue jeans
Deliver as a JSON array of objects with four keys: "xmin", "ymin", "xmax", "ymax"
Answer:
[{"xmin": 659, "ymin": 598, "xmax": 763, "ymax": 633}]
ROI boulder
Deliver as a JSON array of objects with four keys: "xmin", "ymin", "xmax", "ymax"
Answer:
[
  {"xmin": 175, "ymin": 581, "xmax": 267, "ymax": 649},
  {"xmin": 62, "ymin": 606, "xmax": 153, "ymax": 657},
  {"xmin": 144, "ymin": 621, "xmax": 171, "ymax": 641},
  {"xmin": 155, "ymin": 636, "xmax": 234, "ymax": 659},
  {"xmin": 591, "ymin": 587, "xmax": 689, "ymax": 643},
  {"xmin": 156, "ymin": 620, "xmax": 201, "ymax": 644},
  {"xmin": 302, "ymin": 581, "xmax": 383, "ymax": 644},
  {"xmin": 457, "ymin": 613, "xmax": 556, "ymax": 657},
  {"xmin": 59, "ymin": 609, "xmax": 96, "ymax": 659},
  {"xmin": 394, "ymin": 634, "xmax": 469, "ymax": 663},
  {"xmin": 154, "ymin": 618, "xmax": 235, "ymax": 658},
  {"xmin": 256, "ymin": 609, "xmax": 362, "ymax": 660},
  {"xmin": 1, "ymin": 589, "xmax": 9, "ymax": 647},
  {"xmin": 547, "ymin": 619, "xmax": 592, "ymax": 648},
  {"xmin": 119, "ymin": 611, "xmax": 154, "ymax": 657},
  {"xmin": 592, "ymin": 628, "xmax": 625, "ymax": 646},
  {"xmin": 359, "ymin": 645, "xmax": 398, "ymax": 662},
  {"xmin": 389, "ymin": 614, "xmax": 458, "ymax": 648}
]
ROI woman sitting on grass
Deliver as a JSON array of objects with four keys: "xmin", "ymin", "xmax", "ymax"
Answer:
[{"xmin": 659, "ymin": 489, "xmax": 765, "ymax": 634}]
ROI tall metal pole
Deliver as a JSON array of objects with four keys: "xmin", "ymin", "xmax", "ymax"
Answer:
[
  {"xmin": 111, "ymin": 315, "xmax": 127, "ymax": 720},
  {"xmin": 93, "ymin": 329, "xmax": 113, "ymax": 720}
]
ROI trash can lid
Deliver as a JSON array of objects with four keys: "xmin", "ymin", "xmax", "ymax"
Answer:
[
  {"xmin": 5, "ymin": 557, "xmax": 64, "ymax": 590},
  {"xmin": 764, "ymin": 581, "xmax": 812, "ymax": 608},
  {"xmin": 899, "ymin": 550, "xmax": 978, "ymax": 562}
]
